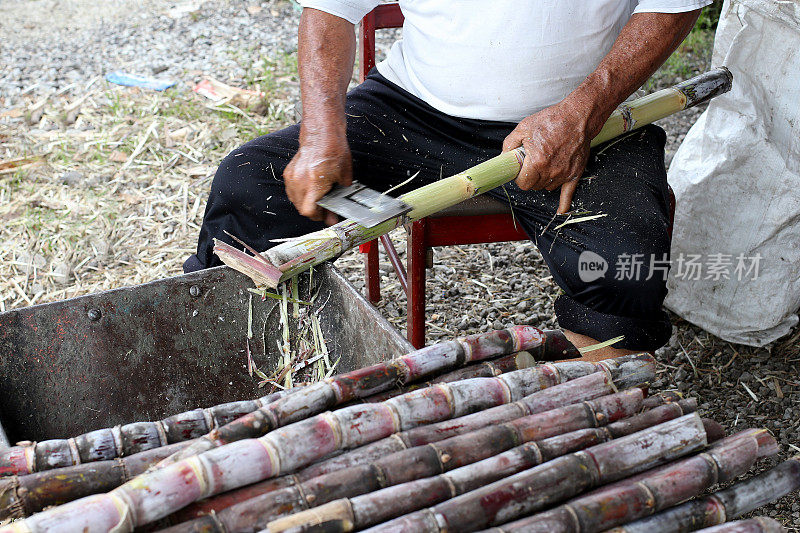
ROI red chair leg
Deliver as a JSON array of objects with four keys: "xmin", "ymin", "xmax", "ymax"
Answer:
[
  {"xmin": 407, "ymin": 219, "xmax": 427, "ymax": 348},
  {"xmin": 380, "ymin": 234, "xmax": 408, "ymax": 294},
  {"xmin": 361, "ymin": 240, "xmax": 381, "ymax": 303}
]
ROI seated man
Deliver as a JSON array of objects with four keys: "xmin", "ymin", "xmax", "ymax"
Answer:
[{"xmin": 185, "ymin": 0, "xmax": 709, "ymax": 359}]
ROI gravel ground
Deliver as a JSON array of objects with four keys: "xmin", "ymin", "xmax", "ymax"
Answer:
[{"xmin": 1, "ymin": 0, "xmax": 797, "ymax": 528}]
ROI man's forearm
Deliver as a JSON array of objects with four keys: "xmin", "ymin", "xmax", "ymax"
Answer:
[
  {"xmin": 297, "ymin": 8, "xmax": 356, "ymax": 140},
  {"xmin": 570, "ymin": 11, "xmax": 701, "ymax": 139}
]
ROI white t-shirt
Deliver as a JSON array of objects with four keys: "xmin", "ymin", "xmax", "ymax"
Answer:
[{"xmin": 298, "ymin": 0, "xmax": 711, "ymax": 122}]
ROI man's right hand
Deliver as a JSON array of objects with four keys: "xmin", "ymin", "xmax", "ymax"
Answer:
[
  {"xmin": 284, "ymin": 129, "xmax": 352, "ymax": 226},
  {"xmin": 286, "ymin": 7, "xmax": 357, "ymax": 226}
]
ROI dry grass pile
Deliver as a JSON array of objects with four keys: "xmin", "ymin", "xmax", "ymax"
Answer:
[{"xmin": 0, "ymin": 58, "xmax": 298, "ymax": 312}]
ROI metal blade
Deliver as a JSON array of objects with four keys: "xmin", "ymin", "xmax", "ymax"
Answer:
[{"xmin": 317, "ymin": 181, "xmax": 412, "ymax": 228}]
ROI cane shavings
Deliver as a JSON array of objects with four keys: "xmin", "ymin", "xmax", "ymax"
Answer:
[
  {"xmin": 245, "ymin": 268, "xmax": 335, "ymax": 392},
  {"xmin": 553, "ymin": 213, "xmax": 608, "ymax": 231},
  {"xmin": 379, "ymin": 170, "xmax": 421, "ymax": 198},
  {"xmin": 578, "ymin": 336, "xmax": 625, "ymax": 354},
  {"xmin": 741, "ymin": 382, "xmax": 759, "ymax": 402}
]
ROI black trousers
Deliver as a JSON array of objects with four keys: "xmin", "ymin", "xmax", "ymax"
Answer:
[{"xmin": 186, "ymin": 71, "xmax": 673, "ymax": 351}]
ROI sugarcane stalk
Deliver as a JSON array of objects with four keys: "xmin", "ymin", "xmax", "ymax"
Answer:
[
  {"xmin": 642, "ymin": 391, "xmax": 682, "ymax": 410},
  {"xmin": 0, "ymin": 391, "xmax": 288, "ymax": 478},
  {"xmin": 0, "ymin": 354, "xmax": 648, "ymax": 533},
  {"xmin": 359, "ymin": 413, "xmax": 709, "ymax": 533},
  {"xmin": 491, "ymin": 428, "xmax": 778, "ymax": 533},
  {"xmin": 358, "ymin": 329, "xmax": 578, "ymax": 405},
  {"xmin": 297, "ymin": 354, "xmax": 654, "ymax": 481},
  {"xmin": 162, "ymin": 366, "xmax": 632, "ymax": 526},
  {"xmin": 609, "ymin": 456, "xmax": 800, "ymax": 533},
  {"xmin": 696, "ymin": 518, "xmax": 787, "ymax": 533},
  {"xmin": 160, "ymin": 326, "xmax": 575, "ymax": 466},
  {"xmin": 0, "ymin": 441, "xmax": 194, "ymax": 521},
  {"xmin": 214, "ymin": 68, "xmax": 733, "ymax": 288},
  {"xmin": 361, "ymin": 350, "xmax": 539, "ymax": 404},
  {"xmin": 165, "ymin": 354, "xmax": 650, "ymax": 528},
  {"xmin": 264, "ymin": 397, "xmax": 700, "ymax": 533},
  {"xmin": 163, "ymin": 386, "xmax": 646, "ymax": 533}
]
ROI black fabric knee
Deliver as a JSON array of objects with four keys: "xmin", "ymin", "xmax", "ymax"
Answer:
[
  {"xmin": 487, "ymin": 125, "xmax": 673, "ymax": 350},
  {"xmin": 190, "ymin": 124, "xmax": 326, "ymax": 270}
]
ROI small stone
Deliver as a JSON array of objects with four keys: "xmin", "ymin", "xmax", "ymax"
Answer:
[
  {"xmin": 60, "ymin": 170, "xmax": 84, "ymax": 186},
  {"xmin": 16, "ymin": 252, "xmax": 47, "ymax": 269},
  {"xmin": 52, "ymin": 262, "xmax": 72, "ymax": 285},
  {"xmin": 109, "ymin": 150, "xmax": 128, "ymax": 163},
  {"xmin": 492, "ymin": 320, "xmax": 504, "ymax": 331},
  {"xmin": 91, "ymin": 239, "xmax": 112, "ymax": 261}
]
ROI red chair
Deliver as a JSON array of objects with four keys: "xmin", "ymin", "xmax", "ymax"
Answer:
[
  {"xmin": 357, "ymin": 2, "xmax": 675, "ymax": 349},
  {"xmin": 358, "ymin": 3, "xmax": 528, "ymax": 349}
]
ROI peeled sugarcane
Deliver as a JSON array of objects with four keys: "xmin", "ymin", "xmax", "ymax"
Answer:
[
  {"xmin": 490, "ymin": 428, "xmax": 779, "ymax": 533},
  {"xmin": 297, "ymin": 354, "xmax": 654, "ymax": 481},
  {"xmin": 164, "ymin": 364, "xmax": 650, "ymax": 526},
  {"xmin": 610, "ymin": 456, "xmax": 800, "ymax": 533},
  {"xmin": 0, "ymin": 391, "xmax": 287, "ymax": 478},
  {"xmin": 0, "ymin": 441, "xmax": 196, "ymax": 521},
  {"xmin": 264, "ymin": 398, "xmax": 700, "ymax": 533},
  {"xmin": 213, "ymin": 68, "xmax": 733, "ymax": 289},
  {"xmin": 162, "ymin": 385, "xmax": 644, "ymax": 533},
  {"xmin": 361, "ymin": 413, "xmax": 710, "ymax": 533},
  {"xmin": 696, "ymin": 518, "xmax": 787, "ymax": 533},
  {"xmin": 160, "ymin": 326, "xmax": 576, "ymax": 466},
  {"xmin": 0, "ymin": 353, "xmax": 646, "ymax": 533}
]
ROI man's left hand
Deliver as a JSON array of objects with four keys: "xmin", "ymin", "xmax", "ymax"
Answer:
[{"xmin": 502, "ymin": 98, "xmax": 594, "ymax": 214}]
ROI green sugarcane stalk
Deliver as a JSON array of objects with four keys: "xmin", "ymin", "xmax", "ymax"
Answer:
[{"xmin": 214, "ymin": 68, "xmax": 732, "ymax": 288}]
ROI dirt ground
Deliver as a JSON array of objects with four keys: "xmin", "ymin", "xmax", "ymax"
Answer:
[{"xmin": 1, "ymin": 0, "xmax": 797, "ymax": 528}]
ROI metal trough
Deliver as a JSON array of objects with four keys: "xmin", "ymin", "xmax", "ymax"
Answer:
[{"xmin": 0, "ymin": 264, "xmax": 412, "ymax": 445}]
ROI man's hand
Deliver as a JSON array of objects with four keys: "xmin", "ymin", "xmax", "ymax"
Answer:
[
  {"xmin": 285, "ymin": 130, "xmax": 352, "ymax": 226},
  {"xmin": 502, "ymin": 11, "xmax": 702, "ymax": 216},
  {"xmin": 288, "ymin": 8, "xmax": 357, "ymax": 225},
  {"xmin": 502, "ymin": 98, "xmax": 593, "ymax": 215}
]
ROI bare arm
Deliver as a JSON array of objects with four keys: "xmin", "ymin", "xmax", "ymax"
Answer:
[
  {"xmin": 502, "ymin": 11, "xmax": 701, "ymax": 214},
  {"xmin": 284, "ymin": 8, "xmax": 356, "ymax": 224}
]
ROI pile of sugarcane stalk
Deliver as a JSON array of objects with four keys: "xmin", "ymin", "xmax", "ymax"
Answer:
[{"xmin": 1, "ymin": 327, "xmax": 798, "ymax": 533}]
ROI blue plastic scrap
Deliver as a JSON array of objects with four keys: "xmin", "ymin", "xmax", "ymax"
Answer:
[{"xmin": 105, "ymin": 71, "xmax": 177, "ymax": 91}]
